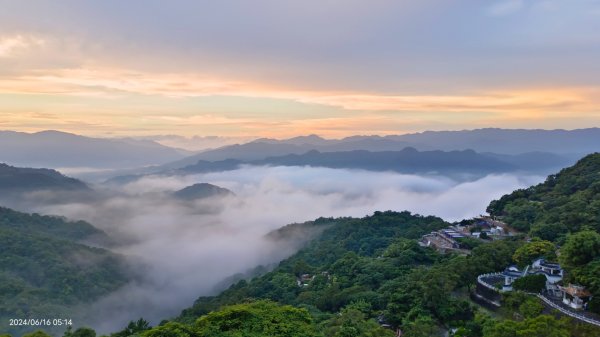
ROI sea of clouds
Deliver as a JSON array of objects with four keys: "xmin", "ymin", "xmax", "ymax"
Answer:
[{"xmin": 26, "ymin": 165, "xmax": 543, "ymax": 331}]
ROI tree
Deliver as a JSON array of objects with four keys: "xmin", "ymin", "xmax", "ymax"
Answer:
[
  {"xmin": 72, "ymin": 328, "xmax": 96, "ymax": 337},
  {"xmin": 512, "ymin": 274, "xmax": 546, "ymax": 293},
  {"xmin": 402, "ymin": 316, "xmax": 438, "ymax": 337},
  {"xmin": 22, "ymin": 331, "xmax": 52, "ymax": 337},
  {"xmin": 516, "ymin": 315, "xmax": 569, "ymax": 337},
  {"xmin": 518, "ymin": 298, "xmax": 544, "ymax": 318},
  {"xmin": 572, "ymin": 259, "xmax": 600, "ymax": 295},
  {"xmin": 559, "ymin": 230, "xmax": 600, "ymax": 269},
  {"xmin": 483, "ymin": 319, "xmax": 519, "ymax": 337},
  {"xmin": 142, "ymin": 322, "xmax": 200, "ymax": 337},
  {"xmin": 112, "ymin": 318, "xmax": 151, "ymax": 337},
  {"xmin": 195, "ymin": 301, "xmax": 317, "ymax": 337},
  {"xmin": 483, "ymin": 315, "xmax": 569, "ymax": 337},
  {"xmin": 63, "ymin": 326, "xmax": 74, "ymax": 337},
  {"xmin": 512, "ymin": 240, "xmax": 556, "ymax": 268},
  {"xmin": 323, "ymin": 307, "xmax": 394, "ymax": 337}
]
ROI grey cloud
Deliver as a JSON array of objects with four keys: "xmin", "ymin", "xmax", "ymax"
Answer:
[{"xmin": 1, "ymin": 1, "xmax": 599, "ymax": 92}]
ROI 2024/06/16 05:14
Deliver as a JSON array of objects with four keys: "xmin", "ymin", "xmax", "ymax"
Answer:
[{"xmin": 9, "ymin": 319, "xmax": 73, "ymax": 326}]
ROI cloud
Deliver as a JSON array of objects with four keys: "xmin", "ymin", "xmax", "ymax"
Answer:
[
  {"xmin": 488, "ymin": 0, "xmax": 525, "ymax": 16},
  {"xmin": 18, "ymin": 165, "xmax": 543, "ymax": 332},
  {"xmin": 0, "ymin": 34, "xmax": 45, "ymax": 58}
]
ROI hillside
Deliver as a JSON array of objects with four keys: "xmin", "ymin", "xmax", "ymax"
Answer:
[
  {"xmin": 0, "ymin": 207, "xmax": 129, "ymax": 336},
  {"xmin": 145, "ymin": 211, "xmax": 574, "ymax": 337},
  {"xmin": 0, "ymin": 163, "xmax": 90, "ymax": 192},
  {"xmin": 487, "ymin": 153, "xmax": 600, "ymax": 241},
  {"xmin": 173, "ymin": 183, "xmax": 234, "ymax": 200}
]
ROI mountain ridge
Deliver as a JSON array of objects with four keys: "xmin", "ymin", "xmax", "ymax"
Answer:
[{"xmin": 0, "ymin": 130, "xmax": 187, "ymax": 169}]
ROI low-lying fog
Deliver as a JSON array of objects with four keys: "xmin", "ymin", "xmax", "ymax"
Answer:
[{"xmin": 34, "ymin": 166, "xmax": 543, "ymax": 332}]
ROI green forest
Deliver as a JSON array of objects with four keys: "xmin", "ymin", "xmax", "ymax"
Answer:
[
  {"xmin": 0, "ymin": 208, "xmax": 129, "ymax": 336},
  {"xmin": 4, "ymin": 153, "xmax": 600, "ymax": 337}
]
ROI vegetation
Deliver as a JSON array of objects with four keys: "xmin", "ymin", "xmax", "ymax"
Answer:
[
  {"xmin": 487, "ymin": 153, "xmax": 600, "ymax": 239},
  {"xmin": 512, "ymin": 239, "xmax": 556, "ymax": 268},
  {"xmin": 512, "ymin": 274, "xmax": 547, "ymax": 293},
  {"xmin": 166, "ymin": 211, "xmax": 528, "ymax": 336},
  {"xmin": 0, "ymin": 207, "xmax": 129, "ymax": 336},
  {"xmin": 0, "ymin": 163, "xmax": 89, "ymax": 192},
  {"xmin": 487, "ymin": 153, "xmax": 600, "ymax": 317},
  {"xmin": 559, "ymin": 231, "xmax": 600, "ymax": 314},
  {"xmin": 483, "ymin": 315, "xmax": 570, "ymax": 337}
]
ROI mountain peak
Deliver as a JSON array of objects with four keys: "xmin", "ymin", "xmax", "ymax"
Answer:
[{"xmin": 173, "ymin": 183, "xmax": 234, "ymax": 200}]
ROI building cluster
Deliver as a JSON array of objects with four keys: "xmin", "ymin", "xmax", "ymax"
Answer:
[
  {"xmin": 419, "ymin": 216, "xmax": 510, "ymax": 253},
  {"xmin": 499, "ymin": 259, "xmax": 592, "ymax": 310},
  {"xmin": 419, "ymin": 229, "xmax": 464, "ymax": 252}
]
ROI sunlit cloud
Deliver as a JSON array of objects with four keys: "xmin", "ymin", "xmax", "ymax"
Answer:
[
  {"xmin": 1, "ymin": 65, "xmax": 598, "ymax": 115},
  {"xmin": 1, "ymin": 0, "xmax": 600, "ymax": 138},
  {"xmin": 0, "ymin": 34, "xmax": 45, "ymax": 57}
]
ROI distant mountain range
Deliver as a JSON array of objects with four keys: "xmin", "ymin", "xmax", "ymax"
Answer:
[
  {"xmin": 176, "ymin": 148, "xmax": 574, "ymax": 176},
  {"xmin": 106, "ymin": 147, "xmax": 576, "ymax": 186},
  {"xmin": 2, "ymin": 128, "xmax": 598, "ymax": 179},
  {"xmin": 166, "ymin": 128, "xmax": 598, "ymax": 168},
  {"xmin": 0, "ymin": 130, "xmax": 188, "ymax": 169}
]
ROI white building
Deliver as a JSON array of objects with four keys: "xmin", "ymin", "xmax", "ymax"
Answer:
[{"xmin": 560, "ymin": 284, "xmax": 592, "ymax": 310}]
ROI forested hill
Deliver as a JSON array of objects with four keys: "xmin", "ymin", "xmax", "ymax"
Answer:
[
  {"xmin": 175, "ymin": 212, "xmax": 451, "ymax": 330},
  {"xmin": 133, "ymin": 209, "xmax": 593, "ymax": 337},
  {"xmin": 0, "ymin": 207, "xmax": 105, "ymax": 242},
  {"xmin": 487, "ymin": 152, "xmax": 600, "ymax": 242},
  {"xmin": 150, "ymin": 211, "xmax": 533, "ymax": 337},
  {"xmin": 0, "ymin": 163, "xmax": 89, "ymax": 192},
  {"xmin": 0, "ymin": 207, "xmax": 129, "ymax": 336}
]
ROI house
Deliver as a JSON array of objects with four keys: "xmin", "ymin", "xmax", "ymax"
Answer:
[
  {"xmin": 502, "ymin": 265, "xmax": 525, "ymax": 291},
  {"xmin": 474, "ymin": 216, "xmax": 511, "ymax": 236},
  {"xmin": 500, "ymin": 259, "xmax": 565, "ymax": 295},
  {"xmin": 419, "ymin": 231, "xmax": 460, "ymax": 251},
  {"xmin": 442, "ymin": 229, "xmax": 466, "ymax": 240},
  {"xmin": 560, "ymin": 284, "xmax": 592, "ymax": 310},
  {"xmin": 531, "ymin": 258, "xmax": 564, "ymax": 297}
]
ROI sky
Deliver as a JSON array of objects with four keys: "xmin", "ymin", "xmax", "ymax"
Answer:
[{"xmin": 1, "ymin": 0, "xmax": 600, "ymax": 138}]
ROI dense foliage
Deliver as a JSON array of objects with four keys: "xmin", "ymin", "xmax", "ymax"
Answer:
[
  {"xmin": 487, "ymin": 153, "xmax": 600, "ymax": 240},
  {"xmin": 169, "ymin": 211, "xmax": 528, "ymax": 336},
  {"xmin": 0, "ymin": 207, "xmax": 129, "ymax": 336},
  {"xmin": 512, "ymin": 274, "xmax": 547, "ymax": 293},
  {"xmin": 512, "ymin": 240, "xmax": 556, "ymax": 268}
]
